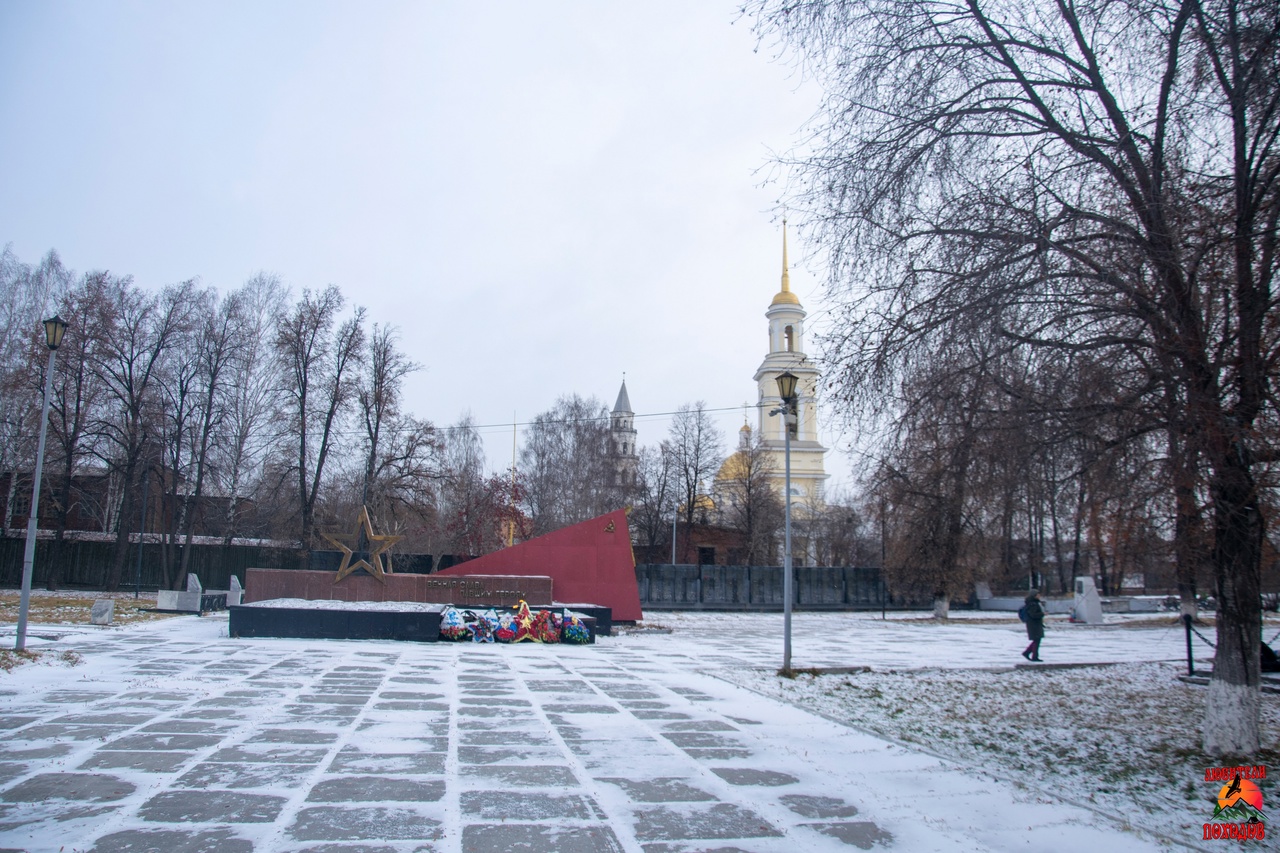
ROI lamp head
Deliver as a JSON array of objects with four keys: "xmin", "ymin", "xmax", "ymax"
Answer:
[
  {"xmin": 43, "ymin": 315, "xmax": 67, "ymax": 351},
  {"xmin": 776, "ymin": 371, "xmax": 799, "ymax": 403}
]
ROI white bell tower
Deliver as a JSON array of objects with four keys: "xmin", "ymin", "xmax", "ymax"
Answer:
[{"xmin": 753, "ymin": 223, "xmax": 829, "ymax": 505}]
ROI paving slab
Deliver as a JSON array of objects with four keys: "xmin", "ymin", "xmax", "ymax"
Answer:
[
  {"xmin": 137, "ymin": 790, "xmax": 287, "ymax": 822},
  {"xmin": 306, "ymin": 776, "xmax": 445, "ymax": 803},
  {"xmin": 286, "ymin": 805, "xmax": 443, "ymax": 842},
  {"xmin": 461, "ymin": 823, "xmax": 624, "ymax": 852}
]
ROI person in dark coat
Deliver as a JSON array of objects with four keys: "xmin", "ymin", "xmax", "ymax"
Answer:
[{"xmin": 1022, "ymin": 591, "xmax": 1046, "ymax": 661}]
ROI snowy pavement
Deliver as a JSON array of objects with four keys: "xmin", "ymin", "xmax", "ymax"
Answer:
[{"xmin": 0, "ymin": 612, "xmax": 1198, "ymax": 852}]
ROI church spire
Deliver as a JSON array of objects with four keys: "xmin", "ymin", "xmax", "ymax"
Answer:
[{"xmin": 772, "ymin": 220, "xmax": 800, "ymax": 306}]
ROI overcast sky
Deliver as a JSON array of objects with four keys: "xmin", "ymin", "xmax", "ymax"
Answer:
[{"xmin": 0, "ymin": 2, "xmax": 856, "ymax": 488}]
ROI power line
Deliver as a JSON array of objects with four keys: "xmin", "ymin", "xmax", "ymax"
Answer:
[{"xmin": 438, "ymin": 403, "xmax": 767, "ymax": 436}]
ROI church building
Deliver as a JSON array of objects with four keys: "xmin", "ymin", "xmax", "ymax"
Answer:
[
  {"xmin": 752, "ymin": 224, "xmax": 829, "ymax": 507},
  {"xmin": 609, "ymin": 379, "xmax": 638, "ymax": 487}
]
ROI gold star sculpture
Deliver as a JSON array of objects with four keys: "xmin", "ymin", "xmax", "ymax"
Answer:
[{"xmin": 323, "ymin": 505, "xmax": 403, "ymax": 584}]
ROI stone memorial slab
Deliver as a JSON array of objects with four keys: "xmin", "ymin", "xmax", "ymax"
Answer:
[
  {"xmin": 1073, "ymin": 576, "xmax": 1104, "ymax": 624},
  {"xmin": 156, "ymin": 589, "xmax": 201, "ymax": 613},
  {"xmin": 90, "ymin": 600, "xmax": 114, "ymax": 626},
  {"xmin": 227, "ymin": 574, "xmax": 243, "ymax": 606}
]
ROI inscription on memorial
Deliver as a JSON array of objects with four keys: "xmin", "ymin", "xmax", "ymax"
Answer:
[{"xmin": 243, "ymin": 569, "xmax": 552, "ymax": 607}]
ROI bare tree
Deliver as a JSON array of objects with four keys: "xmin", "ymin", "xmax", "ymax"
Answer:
[
  {"xmin": 519, "ymin": 395, "xmax": 616, "ymax": 535},
  {"xmin": 275, "ymin": 286, "xmax": 366, "ymax": 560},
  {"xmin": 43, "ymin": 273, "xmax": 110, "ymax": 589},
  {"xmin": 715, "ymin": 427, "xmax": 782, "ymax": 565},
  {"xmin": 668, "ymin": 402, "xmax": 724, "ymax": 530},
  {"xmin": 167, "ymin": 288, "xmax": 241, "ymax": 588},
  {"xmin": 631, "ymin": 444, "xmax": 680, "ymax": 558},
  {"xmin": 0, "ymin": 248, "xmax": 74, "ymax": 532},
  {"xmin": 90, "ymin": 278, "xmax": 197, "ymax": 590},
  {"xmin": 751, "ymin": 0, "xmax": 1280, "ymax": 755},
  {"xmin": 212, "ymin": 273, "xmax": 287, "ymax": 542},
  {"xmin": 435, "ymin": 414, "xmax": 525, "ymax": 557}
]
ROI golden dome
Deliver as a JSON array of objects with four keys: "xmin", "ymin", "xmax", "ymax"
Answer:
[
  {"xmin": 716, "ymin": 450, "xmax": 751, "ymax": 482},
  {"xmin": 771, "ymin": 289, "xmax": 801, "ymax": 306}
]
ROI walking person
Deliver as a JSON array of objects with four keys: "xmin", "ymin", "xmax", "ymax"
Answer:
[{"xmin": 1021, "ymin": 590, "xmax": 1046, "ymax": 661}]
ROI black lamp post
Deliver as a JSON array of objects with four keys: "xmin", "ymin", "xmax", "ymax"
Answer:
[
  {"xmin": 772, "ymin": 370, "xmax": 799, "ymax": 672},
  {"xmin": 16, "ymin": 315, "xmax": 67, "ymax": 651}
]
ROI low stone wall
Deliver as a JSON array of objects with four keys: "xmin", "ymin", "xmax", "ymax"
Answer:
[{"xmin": 635, "ymin": 564, "xmax": 886, "ymax": 610}]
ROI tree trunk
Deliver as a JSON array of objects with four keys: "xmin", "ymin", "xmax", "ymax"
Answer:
[
  {"xmin": 104, "ymin": 481, "xmax": 136, "ymax": 591},
  {"xmin": 1202, "ymin": 452, "xmax": 1263, "ymax": 757},
  {"xmin": 43, "ymin": 468, "xmax": 74, "ymax": 591},
  {"xmin": 1170, "ymin": 428, "xmax": 1202, "ymax": 619}
]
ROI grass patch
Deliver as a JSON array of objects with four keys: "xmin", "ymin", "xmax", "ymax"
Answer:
[
  {"xmin": 0, "ymin": 647, "xmax": 84, "ymax": 673},
  {"xmin": 0, "ymin": 592, "xmax": 181, "ymax": 627}
]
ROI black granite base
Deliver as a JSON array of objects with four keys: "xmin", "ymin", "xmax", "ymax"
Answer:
[
  {"xmin": 227, "ymin": 604, "xmax": 602, "ymax": 644},
  {"xmin": 229, "ymin": 605, "xmax": 446, "ymax": 642},
  {"xmin": 555, "ymin": 604, "xmax": 612, "ymax": 636}
]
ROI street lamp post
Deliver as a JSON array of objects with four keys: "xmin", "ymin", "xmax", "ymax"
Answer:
[
  {"xmin": 771, "ymin": 371, "xmax": 799, "ymax": 673},
  {"xmin": 671, "ymin": 502, "xmax": 678, "ymax": 565},
  {"xmin": 15, "ymin": 315, "xmax": 67, "ymax": 652}
]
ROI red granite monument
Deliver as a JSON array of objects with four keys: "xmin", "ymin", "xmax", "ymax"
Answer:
[{"xmin": 436, "ymin": 508, "xmax": 643, "ymax": 622}]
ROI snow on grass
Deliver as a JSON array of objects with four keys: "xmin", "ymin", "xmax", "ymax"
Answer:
[
  {"xmin": 0, "ymin": 647, "xmax": 82, "ymax": 672},
  {"xmin": 721, "ymin": 660, "xmax": 1279, "ymax": 842},
  {"xmin": 0, "ymin": 590, "xmax": 180, "ymax": 627}
]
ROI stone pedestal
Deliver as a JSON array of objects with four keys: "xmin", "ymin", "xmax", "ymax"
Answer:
[
  {"xmin": 158, "ymin": 574, "xmax": 205, "ymax": 613},
  {"xmin": 1073, "ymin": 577, "xmax": 1103, "ymax": 624}
]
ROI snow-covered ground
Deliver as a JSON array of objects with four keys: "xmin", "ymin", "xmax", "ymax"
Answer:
[{"xmin": 0, "ymin": 608, "xmax": 1272, "ymax": 852}]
